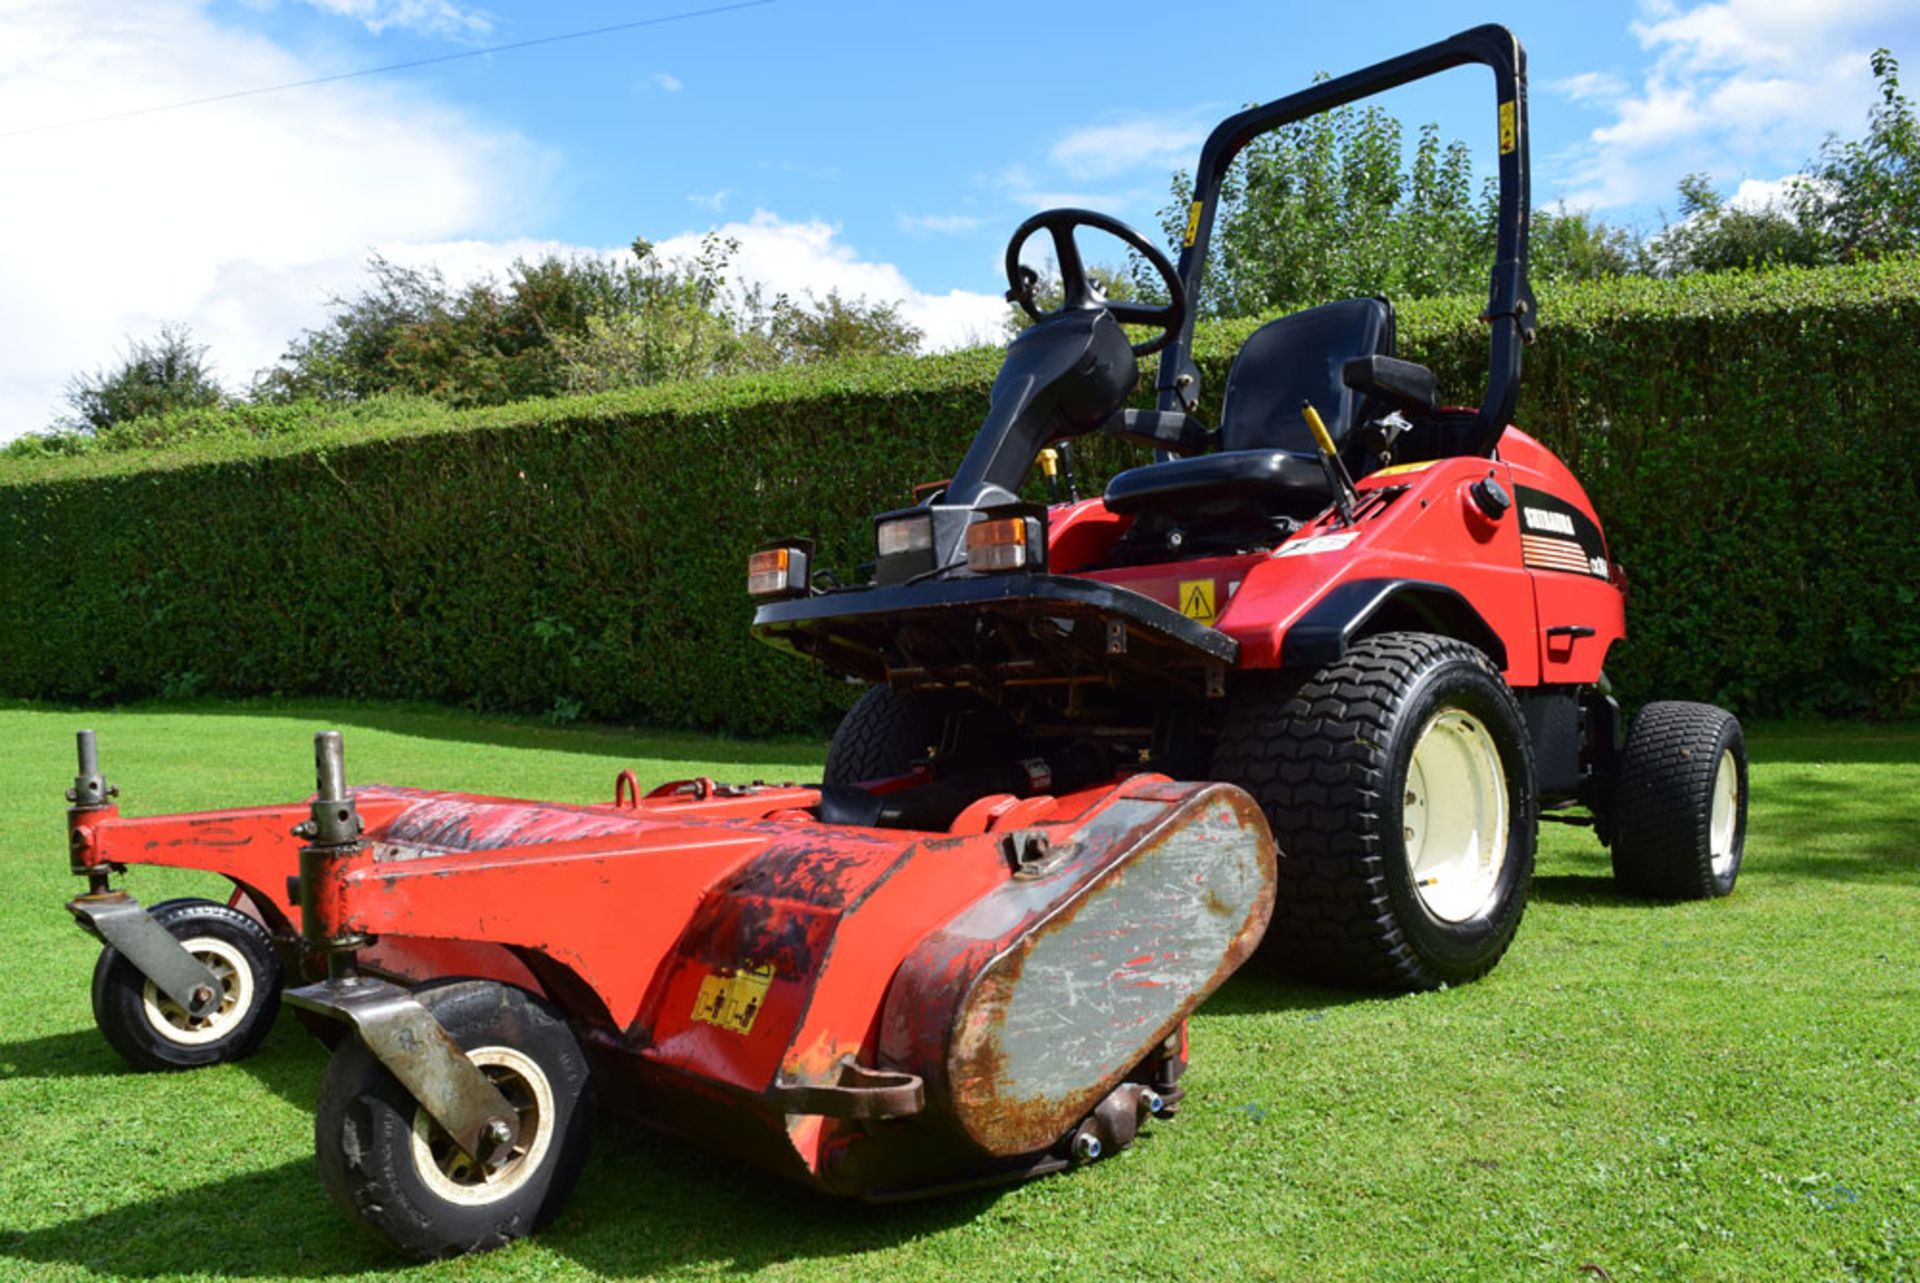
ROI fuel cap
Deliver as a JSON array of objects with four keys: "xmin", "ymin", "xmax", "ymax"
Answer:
[{"xmin": 1469, "ymin": 476, "xmax": 1512, "ymax": 520}]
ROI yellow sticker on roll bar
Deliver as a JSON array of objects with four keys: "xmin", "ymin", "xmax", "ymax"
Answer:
[
  {"xmin": 1498, "ymin": 100, "xmax": 1517, "ymax": 154},
  {"xmin": 1183, "ymin": 201, "xmax": 1203, "ymax": 246}
]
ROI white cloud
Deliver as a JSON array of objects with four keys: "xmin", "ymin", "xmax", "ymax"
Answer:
[
  {"xmin": 0, "ymin": 3, "xmax": 1011, "ymax": 440},
  {"xmin": 1724, "ymin": 174, "xmax": 1832, "ymax": 213},
  {"xmin": 994, "ymin": 164, "xmax": 1160, "ymax": 217},
  {"xmin": 647, "ymin": 71, "xmax": 683, "ymax": 93},
  {"xmin": 0, "ymin": 0, "xmax": 542, "ymax": 437},
  {"xmin": 294, "ymin": 0, "xmax": 492, "ymax": 39},
  {"xmin": 1558, "ymin": 0, "xmax": 1912, "ymax": 209},
  {"xmin": 1628, "ymin": 0, "xmax": 1908, "ymax": 72},
  {"xmin": 1552, "ymin": 71, "xmax": 1628, "ymax": 105},
  {"xmin": 898, "ymin": 213, "xmax": 983, "ymax": 235},
  {"xmin": 1049, "ymin": 119, "xmax": 1207, "ymax": 180},
  {"xmin": 687, "ymin": 189, "xmax": 731, "ymax": 211},
  {"xmin": 654, "ymin": 213, "xmax": 1008, "ymax": 351}
]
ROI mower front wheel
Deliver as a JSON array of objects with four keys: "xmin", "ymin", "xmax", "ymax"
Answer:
[
  {"xmin": 1213, "ymin": 633, "xmax": 1537, "ymax": 990},
  {"xmin": 314, "ymin": 980, "xmax": 594, "ymax": 1260},
  {"xmin": 90, "ymin": 897, "xmax": 284, "ymax": 1071}
]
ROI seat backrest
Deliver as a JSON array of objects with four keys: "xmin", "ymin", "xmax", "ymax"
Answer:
[{"xmin": 1216, "ymin": 297, "xmax": 1395, "ymax": 454}]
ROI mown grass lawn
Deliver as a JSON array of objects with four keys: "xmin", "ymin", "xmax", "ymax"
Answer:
[{"xmin": 0, "ymin": 700, "xmax": 1915, "ymax": 1282}]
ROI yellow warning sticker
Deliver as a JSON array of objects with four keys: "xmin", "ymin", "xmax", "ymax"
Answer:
[
  {"xmin": 1182, "ymin": 200, "xmax": 1204, "ymax": 247},
  {"xmin": 1178, "ymin": 578, "xmax": 1217, "ymax": 625},
  {"xmin": 1498, "ymin": 100, "xmax": 1517, "ymax": 155},
  {"xmin": 1370, "ymin": 460, "xmax": 1436, "ymax": 479},
  {"xmin": 692, "ymin": 963, "xmax": 775, "ymax": 1035}
]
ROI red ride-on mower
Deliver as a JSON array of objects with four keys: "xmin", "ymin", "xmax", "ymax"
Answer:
[
  {"xmin": 51, "ymin": 23, "xmax": 1746, "ymax": 1264},
  {"xmin": 750, "ymin": 23, "xmax": 1749, "ymax": 990}
]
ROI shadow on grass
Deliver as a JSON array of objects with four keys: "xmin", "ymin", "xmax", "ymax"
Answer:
[
  {"xmin": 1527, "ymin": 872, "xmax": 1651, "ymax": 907},
  {"xmin": 0, "ymin": 1016, "xmax": 326, "ymax": 1113},
  {"xmin": 1200, "ymin": 956, "xmax": 1390, "ymax": 1019},
  {"xmin": 0, "ymin": 1157, "xmax": 389, "ymax": 1278},
  {"xmin": 0, "ymin": 1109, "xmax": 1004, "ymax": 1278},
  {"xmin": 1750, "ymin": 770, "xmax": 1917, "ymax": 881},
  {"xmin": 0, "ymin": 696, "xmax": 830, "ymax": 769},
  {"xmin": 1742, "ymin": 719, "xmax": 1920, "ymax": 765}
]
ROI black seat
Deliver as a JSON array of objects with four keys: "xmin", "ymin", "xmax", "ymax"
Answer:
[{"xmin": 1104, "ymin": 297, "xmax": 1394, "ymax": 522}]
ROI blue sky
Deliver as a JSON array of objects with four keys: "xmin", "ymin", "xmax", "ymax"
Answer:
[{"xmin": 3, "ymin": 0, "xmax": 1916, "ymax": 437}]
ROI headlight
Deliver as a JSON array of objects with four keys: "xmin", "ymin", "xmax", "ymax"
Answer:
[{"xmin": 876, "ymin": 514, "xmax": 934, "ymax": 558}]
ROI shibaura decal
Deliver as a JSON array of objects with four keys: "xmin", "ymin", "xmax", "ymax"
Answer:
[{"xmin": 1516, "ymin": 486, "xmax": 1609, "ymax": 579}]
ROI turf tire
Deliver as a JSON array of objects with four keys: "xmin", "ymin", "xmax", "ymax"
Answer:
[
  {"xmin": 314, "ymin": 980, "xmax": 593, "ymax": 1260},
  {"xmin": 90, "ymin": 896, "xmax": 283, "ymax": 1071},
  {"xmin": 1610, "ymin": 701, "xmax": 1747, "ymax": 899},
  {"xmin": 1210, "ymin": 632, "xmax": 1537, "ymax": 990}
]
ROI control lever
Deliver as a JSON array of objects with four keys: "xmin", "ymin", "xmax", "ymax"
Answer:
[{"xmin": 1300, "ymin": 400, "xmax": 1361, "ymax": 524}]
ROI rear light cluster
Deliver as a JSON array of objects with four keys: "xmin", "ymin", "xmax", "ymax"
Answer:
[
  {"xmin": 746, "ymin": 542, "xmax": 811, "ymax": 599},
  {"xmin": 964, "ymin": 505, "xmax": 1047, "ymax": 574},
  {"xmin": 965, "ymin": 516, "xmax": 1033, "ymax": 572}
]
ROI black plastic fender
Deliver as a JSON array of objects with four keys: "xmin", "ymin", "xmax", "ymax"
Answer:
[{"xmin": 1280, "ymin": 578, "xmax": 1509, "ymax": 671}]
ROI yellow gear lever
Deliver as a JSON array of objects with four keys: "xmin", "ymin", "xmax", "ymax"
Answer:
[{"xmin": 1300, "ymin": 400, "xmax": 1360, "ymax": 523}]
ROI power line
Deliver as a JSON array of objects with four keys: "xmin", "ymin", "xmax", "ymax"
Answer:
[{"xmin": 1, "ymin": 0, "xmax": 776, "ymax": 140}]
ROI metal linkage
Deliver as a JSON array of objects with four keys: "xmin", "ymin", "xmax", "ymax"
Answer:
[
  {"xmin": 60, "ymin": 729, "xmax": 224, "ymax": 1016},
  {"xmin": 67, "ymin": 730, "xmax": 119, "ymax": 892},
  {"xmin": 285, "ymin": 730, "xmax": 524, "ymax": 1168},
  {"xmin": 294, "ymin": 730, "xmax": 373, "ymax": 979},
  {"xmin": 286, "ymin": 975, "xmax": 526, "ymax": 1170},
  {"xmin": 67, "ymin": 892, "xmax": 223, "ymax": 1018},
  {"xmin": 66, "ymin": 729, "xmax": 115, "ymax": 810}
]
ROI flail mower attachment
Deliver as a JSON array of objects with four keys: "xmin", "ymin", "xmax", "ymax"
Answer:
[{"xmin": 61, "ymin": 728, "xmax": 1276, "ymax": 1257}]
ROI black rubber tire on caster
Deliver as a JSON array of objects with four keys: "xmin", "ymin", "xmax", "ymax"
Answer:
[
  {"xmin": 314, "ymin": 980, "xmax": 594, "ymax": 1260},
  {"xmin": 1610, "ymin": 701, "xmax": 1748, "ymax": 899},
  {"xmin": 1210, "ymin": 632, "xmax": 1538, "ymax": 991},
  {"xmin": 823, "ymin": 686, "xmax": 1009, "ymax": 786},
  {"xmin": 90, "ymin": 896, "xmax": 284, "ymax": 1071}
]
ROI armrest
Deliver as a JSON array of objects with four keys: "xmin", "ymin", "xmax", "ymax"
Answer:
[
  {"xmin": 1343, "ymin": 355, "xmax": 1439, "ymax": 414},
  {"xmin": 1104, "ymin": 408, "xmax": 1212, "ymax": 457}
]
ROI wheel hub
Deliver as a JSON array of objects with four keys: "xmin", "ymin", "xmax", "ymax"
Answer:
[
  {"xmin": 1709, "ymin": 748, "xmax": 1740, "ymax": 876},
  {"xmin": 1402, "ymin": 708, "xmax": 1509, "ymax": 923},
  {"xmin": 411, "ymin": 1045, "xmax": 553, "ymax": 1205},
  {"xmin": 141, "ymin": 936, "xmax": 251, "ymax": 1045}
]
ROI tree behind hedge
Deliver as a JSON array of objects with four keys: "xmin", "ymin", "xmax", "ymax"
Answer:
[
  {"xmin": 255, "ymin": 235, "xmax": 925, "ymax": 408},
  {"xmin": 62, "ymin": 324, "xmax": 225, "ymax": 434}
]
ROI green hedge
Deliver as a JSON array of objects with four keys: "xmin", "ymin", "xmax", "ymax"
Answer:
[{"xmin": 4, "ymin": 259, "xmax": 1918, "ymax": 733}]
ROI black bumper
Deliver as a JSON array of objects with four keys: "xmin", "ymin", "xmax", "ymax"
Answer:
[{"xmin": 751, "ymin": 573, "xmax": 1237, "ymax": 689}]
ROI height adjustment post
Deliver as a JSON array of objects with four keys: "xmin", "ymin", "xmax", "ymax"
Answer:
[{"xmin": 294, "ymin": 730, "xmax": 372, "ymax": 980}]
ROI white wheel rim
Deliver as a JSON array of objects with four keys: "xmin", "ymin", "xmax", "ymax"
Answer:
[
  {"xmin": 410, "ymin": 1045, "xmax": 555, "ymax": 1206},
  {"xmin": 1402, "ymin": 708, "xmax": 1510, "ymax": 923},
  {"xmin": 1709, "ymin": 748, "xmax": 1740, "ymax": 876},
  {"xmin": 140, "ymin": 936, "xmax": 254, "ymax": 1046}
]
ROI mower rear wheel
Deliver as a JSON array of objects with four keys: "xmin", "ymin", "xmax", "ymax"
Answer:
[
  {"xmin": 1610, "ymin": 701, "xmax": 1747, "ymax": 899},
  {"xmin": 1212, "ymin": 633, "xmax": 1537, "ymax": 990},
  {"xmin": 90, "ymin": 897, "xmax": 283, "ymax": 1071},
  {"xmin": 314, "ymin": 981, "xmax": 594, "ymax": 1260},
  {"xmin": 824, "ymin": 686, "xmax": 1004, "ymax": 786}
]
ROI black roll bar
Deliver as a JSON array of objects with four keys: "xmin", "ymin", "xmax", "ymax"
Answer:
[{"xmin": 1155, "ymin": 23, "xmax": 1535, "ymax": 456}]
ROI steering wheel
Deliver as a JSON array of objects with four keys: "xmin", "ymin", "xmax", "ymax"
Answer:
[{"xmin": 1004, "ymin": 208, "xmax": 1187, "ymax": 356}]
